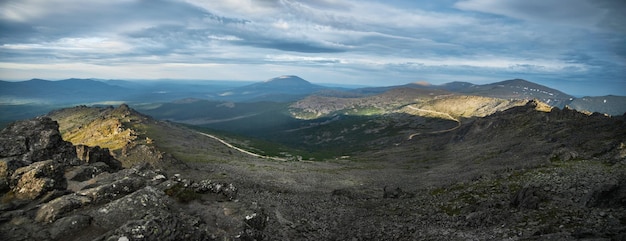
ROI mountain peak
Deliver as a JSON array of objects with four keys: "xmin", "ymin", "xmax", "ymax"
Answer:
[
  {"xmin": 265, "ymin": 75, "xmax": 310, "ymax": 84},
  {"xmin": 496, "ymin": 78, "xmax": 534, "ymax": 85}
]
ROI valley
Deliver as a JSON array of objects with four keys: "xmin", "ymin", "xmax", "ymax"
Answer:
[{"xmin": 1, "ymin": 76, "xmax": 626, "ymax": 240}]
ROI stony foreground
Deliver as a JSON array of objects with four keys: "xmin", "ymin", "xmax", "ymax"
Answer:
[
  {"xmin": 0, "ymin": 117, "xmax": 261, "ymax": 240},
  {"xmin": 2, "ymin": 102, "xmax": 626, "ymax": 240}
]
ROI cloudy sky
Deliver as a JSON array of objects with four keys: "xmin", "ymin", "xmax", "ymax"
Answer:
[{"xmin": 0, "ymin": 0, "xmax": 624, "ymax": 96}]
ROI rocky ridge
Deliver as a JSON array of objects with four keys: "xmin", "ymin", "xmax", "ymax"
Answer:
[
  {"xmin": 289, "ymin": 88, "xmax": 528, "ymax": 120},
  {"xmin": 0, "ymin": 117, "xmax": 263, "ymax": 241}
]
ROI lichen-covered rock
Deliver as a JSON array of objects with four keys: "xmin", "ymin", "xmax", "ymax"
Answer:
[
  {"xmin": 240, "ymin": 210, "xmax": 269, "ymax": 241},
  {"xmin": 49, "ymin": 214, "xmax": 92, "ymax": 239},
  {"xmin": 0, "ymin": 116, "xmax": 77, "ymax": 165},
  {"xmin": 96, "ymin": 212, "xmax": 214, "ymax": 241},
  {"xmin": 77, "ymin": 177, "xmax": 145, "ymax": 204},
  {"xmin": 36, "ymin": 193, "xmax": 92, "ymax": 223},
  {"xmin": 193, "ymin": 179, "xmax": 238, "ymax": 200},
  {"xmin": 89, "ymin": 186, "xmax": 172, "ymax": 230},
  {"xmin": 0, "ymin": 117, "xmax": 79, "ymax": 198},
  {"xmin": 10, "ymin": 159, "xmax": 67, "ymax": 200}
]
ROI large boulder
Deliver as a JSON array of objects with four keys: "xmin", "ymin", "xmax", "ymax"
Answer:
[
  {"xmin": 0, "ymin": 117, "xmax": 78, "ymax": 193},
  {"xmin": 0, "ymin": 117, "xmax": 76, "ymax": 165},
  {"xmin": 77, "ymin": 177, "xmax": 146, "ymax": 204},
  {"xmin": 36, "ymin": 193, "xmax": 92, "ymax": 223},
  {"xmin": 49, "ymin": 214, "xmax": 93, "ymax": 240},
  {"xmin": 9, "ymin": 159, "xmax": 67, "ymax": 200}
]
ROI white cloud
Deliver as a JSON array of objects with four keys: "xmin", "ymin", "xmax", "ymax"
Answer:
[
  {"xmin": 454, "ymin": 0, "xmax": 606, "ymax": 29},
  {"xmin": 0, "ymin": 0, "xmax": 623, "ymax": 95}
]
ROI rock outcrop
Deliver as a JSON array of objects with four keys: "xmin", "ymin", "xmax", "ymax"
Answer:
[
  {"xmin": 0, "ymin": 117, "xmax": 259, "ymax": 241},
  {"xmin": 75, "ymin": 145, "xmax": 122, "ymax": 170},
  {"xmin": 0, "ymin": 116, "xmax": 76, "ymax": 166}
]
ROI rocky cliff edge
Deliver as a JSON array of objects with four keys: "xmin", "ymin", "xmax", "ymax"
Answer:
[{"xmin": 0, "ymin": 117, "xmax": 263, "ymax": 241}]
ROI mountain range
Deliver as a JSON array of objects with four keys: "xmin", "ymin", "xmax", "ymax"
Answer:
[{"xmin": 1, "ymin": 76, "xmax": 625, "ymax": 128}]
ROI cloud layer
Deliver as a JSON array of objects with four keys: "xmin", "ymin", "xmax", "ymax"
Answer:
[{"xmin": 1, "ymin": 0, "xmax": 624, "ymax": 95}]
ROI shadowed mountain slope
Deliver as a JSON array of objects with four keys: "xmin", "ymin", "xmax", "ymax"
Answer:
[
  {"xmin": 214, "ymin": 75, "xmax": 328, "ymax": 102},
  {"xmin": 568, "ymin": 95, "xmax": 626, "ymax": 116}
]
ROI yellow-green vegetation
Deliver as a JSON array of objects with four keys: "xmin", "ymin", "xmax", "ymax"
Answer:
[
  {"xmin": 50, "ymin": 105, "xmax": 142, "ymax": 151},
  {"xmin": 410, "ymin": 95, "xmax": 527, "ymax": 119},
  {"xmin": 49, "ymin": 106, "xmax": 103, "ymax": 135},
  {"xmin": 344, "ymin": 106, "xmax": 384, "ymax": 116},
  {"xmin": 290, "ymin": 110, "xmax": 322, "ymax": 120},
  {"xmin": 63, "ymin": 118, "xmax": 136, "ymax": 150}
]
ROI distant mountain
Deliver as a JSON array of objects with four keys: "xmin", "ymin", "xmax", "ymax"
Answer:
[
  {"xmin": 215, "ymin": 75, "xmax": 328, "ymax": 102},
  {"xmin": 289, "ymin": 87, "xmax": 527, "ymax": 120},
  {"xmin": 437, "ymin": 81, "xmax": 476, "ymax": 92},
  {"xmin": 568, "ymin": 95, "xmax": 626, "ymax": 116},
  {"xmin": 0, "ymin": 78, "xmax": 130, "ymax": 104},
  {"xmin": 341, "ymin": 79, "xmax": 573, "ymax": 108},
  {"xmin": 290, "ymin": 88, "xmax": 453, "ymax": 119},
  {"xmin": 1, "ymin": 76, "xmax": 624, "ymax": 129},
  {"xmin": 454, "ymin": 79, "xmax": 573, "ymax": 107}
]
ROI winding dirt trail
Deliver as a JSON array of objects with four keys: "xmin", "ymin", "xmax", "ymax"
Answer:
[
  {"xmin": 406, "ymin": 105, "xmax": 461, "ymax": 140},
  {"xmin": 195, "ymin": 131, "xmax": 287, "ymax": 161}
]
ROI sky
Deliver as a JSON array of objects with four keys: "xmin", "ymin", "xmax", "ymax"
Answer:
[{"xmin": 0, "ymin": 0, "xmax": 625, "ymax": 96}]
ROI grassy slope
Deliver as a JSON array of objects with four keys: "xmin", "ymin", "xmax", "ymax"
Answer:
[{"xmin": 47, "ymin": 104, "xmax": 261, "ymax": 167}]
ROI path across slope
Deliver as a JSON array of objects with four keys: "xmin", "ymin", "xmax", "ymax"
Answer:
[
  {"xmin": 405, "ymin": 105, "xmax": 461, "ymax": 140},
  {"xmin": 195, "ymin": 131, "xmax": 287, "ymax": 161}
]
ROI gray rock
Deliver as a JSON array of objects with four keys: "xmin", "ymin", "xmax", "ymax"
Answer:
[
  {"xmin": 0, "ymin": 116, "xmax": 77, "ymax": 165},
  {"xmin": 383, "ymin": 186, "xmax": 414, "ymax": 199},
  {"xmin": 89, "ymin": 186, "xmax": 172, "ymax": 230},
  {"xmin": 240, "ymin": 210, "xmax": 269, "ymax": 241},
  {"xmin": 36, "ymin": 193, "xmax": 92, "ymax": 223},
  {"xmin": 95, "ymin": 213, "xmax": 213, "ymax": 241},
  {"xmin": 77, "ymin": 177, "xmax": 146, "ymax": 204},
  {"xmin": 49, "ymin": 214, "xmax": 92, "ymax": 239},
  {"xmin": 550, "ymin": 148, "xmax": 579, "ymax": 162},
  {"xmin": 9, "ymin": 159, "xmax": 67, "ymax": 200},
  {"xmin": 194, "ymin": 179, "xmax": 238, "ymax": 200},
  {"xmin": 583, "ymin": 179, "xmax": 626, "ymax": 208},
  {"xmin": 0, "ymin": 135, "xmax": 28, "ymax": 157}
]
